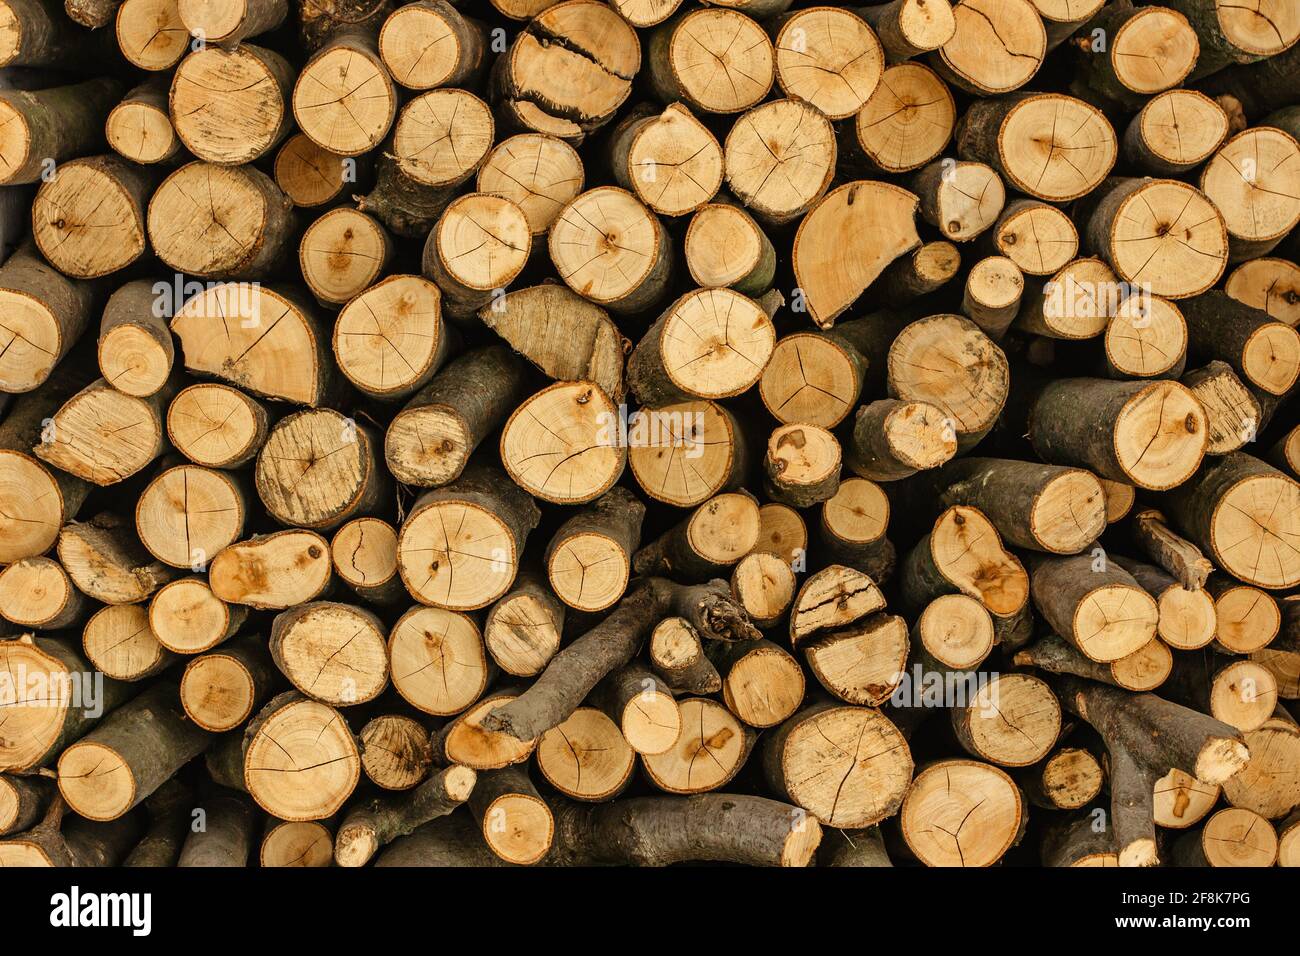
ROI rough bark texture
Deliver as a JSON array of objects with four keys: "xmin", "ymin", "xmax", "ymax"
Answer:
[
  {"xmin": 1056, "ymin": 676, "xmax": 1250, "ymax": 866},
  {"xmin": 482, "ymin": 579, "xmax": 760, "ymax": 741}
]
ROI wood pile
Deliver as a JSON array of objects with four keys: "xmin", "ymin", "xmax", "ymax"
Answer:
[{"xmin": 0, "ymin": 0, "xmax": 1298, "ymax": 869}]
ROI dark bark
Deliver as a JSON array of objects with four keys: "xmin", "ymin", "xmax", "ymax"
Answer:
[
  {"xmin": 177, "ymin": 788, "xmax": 258, "ymax": 866},
  {"xmin": 1055, "ymin": 676, "xmax": 1249, "ymax": 866},
  {"xmin": 483, "ymin": 579, "xmax": 760, "ymax": 741}
]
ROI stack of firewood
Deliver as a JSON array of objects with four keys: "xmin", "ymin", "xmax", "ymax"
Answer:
[{"xmin": 0, "ymin": 0, "xmax": 1297, "ymax": 869}]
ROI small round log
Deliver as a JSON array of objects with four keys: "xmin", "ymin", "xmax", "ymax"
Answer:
[
  {"xmin": 148, "ymin": 576, "xmax": 247, "ymax": 655},
  {"xmin": 300, "ymin": 208, "xmax": 393, "ymax": 308},
  {"xmin": 389, "ymin": 606, "xmax": 491, "ymax": 717}
]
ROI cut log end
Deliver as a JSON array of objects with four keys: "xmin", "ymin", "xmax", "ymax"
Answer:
[
  {"xmin": 993, "ymin": 201, "xmax": 1077, "ymax": 276},
  {"xmin": 936, "ymin": 0, "xmax": 1045, "ymax": 95},
  {"xmin": 917, "ymin": 593, "xmax": 995, "ymax": 670},
  {"xmin": 501, "ymin": 381, "xmax": 624, "ymax": 506},
  {"xmin": 360, "ymin": 715, "xmax": 433, "ymax": 791},
  {"xmin": 662, "ymin": 8, "xmax": 773, "ymax": 114},
  {"xmin": 537, "ymin": 708, "xmax": 634, "ymax": 802},
  {"xmin": 954, "ymin": 673, "xmax": 1061, "ymax": 767},
  {"xmin": 773, "ymin": 7, "xmax": 882, "ymax": 121},
  {"xmin": 767, "ymin": 703, "xmax": 912, "ymax": 830},
  {"xmin": 853, "ymin": 62, "xmax": 955, "ymax": 174},
  {"xmin": 244, "ymin": 696, "xmax": 361, "ymax": 822},
  {"xmin": 900, "ymin": 758, "xmax": 1024, "ymax": 866},
  {"xmin": 390, "ymin": 607, "xmax": 489, "ymax": 716},
  {"xmin": 478, "ymin": 134, "xmax": 584, "ymax": 236}
]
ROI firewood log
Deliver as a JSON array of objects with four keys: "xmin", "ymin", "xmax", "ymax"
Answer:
[
  {"xmin": 274, "ymin": 133, "xmax": 358, "ymax": 208},
  {"xmin": 170, "ymin": 44, "xmax": 294, "ymax": 165},
  {"xmin": 1170, "ymin": 0, "xmax": 1298, "ymax": 80},
  {"xmin": 1029, "ymin": 377, "xmax": 1209, "ymax": 490},
  {"xmin": 1164, "ymin": 452, "xmax": 1300, "ymax": 590},
  {"xmin": 389, "ymin": 606, "xmax": 492, "ymax": 716},
  {"xmin": 334, "ymin": 765, "xmax": 475, "ymax": 867},
  {"xmin": 1170, "ymin": 807, "xmax": 1277, "ymax": 867},
  {"xmin": 116, "ymin": 0, "xmax": 188, "ymax": 71},
  {"xmin": 548, "ymin": 187, "xmax": 671, "ymax": 314},
  {"xmin": 1111, "ymin": 555, "xmax": 1216, "ymax": 651},
  {"xmin": 149, "ymin": 576, "xmax": 247, "ymax": 655},
  {"xmin": 395, "ymin": 463, "xmax": 539, "ymax": 609},
  {"xmin": 1041, "ymin": 813, "xmax": 1116, "ymax": 867},
  {"xmin": 35, "ymin": 377, "xmax": 175, "ymax": 486},
  {"xmin": 1103, "ymin": 293, "xmax": 1188, "ymax": 380},
  {"xmin": 242, "ymin": 691, "xmax": 361, "ymax": 821},
  {"xmin": 536, "ymin": 707, "xmax": 633, "ymax": 801},
  {"xmin": 1209, "ymin": 576, "xmax": 1281, "ymax": 655},
  {"xmin": 1222, "ymin": 709, "xmax": 1300, "ymax": 820},
  {"xmin": 32, "ymin": 155, "xmax": 156, "ymax": 278},
  {"xmin": 1074, "ymin": 2, "xmax": 1200, "ymax": 107},
  {"xmin": 931, "ymin": 0, "xmax": 1046, "ymax": 96},
  {"xmin": 166, "ymin": 383, "xmax": 269, "ymax": 469},
  {"xmin": 1121, "ymin": 89, "xmax": 1229, "ymax": 176},
  {"xmin": 843, "ymin": 61, "xmax": 954, "ymax": 178},
  {"xmin": 178, "ymin": 0, "xmax": 284, "ymax": 46},
  {"xmin": 500, "ymin": 381, "xmax": 625, "ymax": 505},
  {"xmin": 1015, "ymin": 634, "xmax": 1174, "ymax": 693},
  {"xmin": 330, "ymin": 517, "xmax": 403, "ymax": 605},
  {"xmin": 0, "ymin": 77, "xmax": 120, "ymax": 185},
  {"xmin": 179, "ymin": 636, "xmax": 275, "ymax": 733},
  {"xmin": 608, "ymin": 103, "xmax": 721, "ymax": 219},
  {"xmin": 1226, "ymin": 255, "xmax": 1300, "ymax": 326},
  {"xmin": 359, "ymin": 714, "xmax": 431, "ymax": 791},
  {"xmin": 647, "ymin": 617, "xmax": 720, "ymax": 695},
  {"xmin": 378, "ymin": 0, "xmax": 483, "ymax": 90},
  {"xmin": 1181, "ymin": 291, "xmax": 1300, "ymax": 398},
  {"xmin": 0, "ymin": 555, "xmax": 87, "ymax": 629},
  {"xmin": 951, "ymin": 672, "xmax": 1061, "ymax": 767},
  {"xmin": 96, "ymin": 280, "xmax": 175, "ymax": 398},
  {"xmin": 57, "ymin": 681, "xmax": 211, "ymax": 821},
  {"xmin": 0, "ymin": 797, "xmax": 142, "ymax": 865},
  {"xmin": 1083, "ymin": 176, "xmax": 1228, "ymax": 299},
  {"xmin": 269, "ymin": 601, "xmax": 389, "ymax": 706},
  {"xmin": 764, "ymin": 700, "xmax": 912, "ymax": 830},
  {"xmin": 983, "ymin": 199, "xmax": 1078, "ymax": 277},
  {"xmin": 121, "ymin": 780, "xmax": 191, "ymax": 866},
  {"xmin": 1056, "ymin": 676, "xmax": 1249, "ymax": 866},
  {"xmin": 731, "ymin": 550, "xmax": 796, "ymax": 629},
  {"xmin": 292, "ymin": 30, "xmax": 395, "ymax": 158},
  {"xmin": 300, "ymin": 209, "xmax": 393, "ymax": 308},
  {"xmin": 255, "ymin": 409, "xmax": 389, "ymax": 531},
  {"xmin": 648, "ymin": 7, "xmax": 772, "ymax": 115},
  {"xmin": 642, "ymin": 697, "xmax": 752, "ymax": 794},
  {"xmin": 546, "ymin": 487, "xmax": 643, "ymax": 612},
  {"xmin": 385, "ymin": 346, "xmax": 527, "ymax": 488},
  {"xmin": 135, "ymin": 461, "xmax": 248, "ymax": 568},
  {"xmin": 57, "ymin": 511, "xmax": 177, "ymax": 605},
  {"xmin": 0, "ymin": 633, "xmax": 134, "ymax": 772},
  {"xmin": 860, "ymin": 0, "xmax": 954, "ymax": 61},
  {"xmin": 0, "ymin": 0, "xmax": 118, "ymax": 67},
  {"xmin": 0, "ymin": 242, "xmax": 96, "ymax": 393},
  {"xmin": 627, "ymin": 399, "xmax": 748, "ymax": 508},
  {"xmin": 0, "ymin": 772, "xmax": 56, "ymax": 837},
  {"xmin": 150, "ymin": 164, "xmax": 295, "ymax": 280},
  {"xmin": 544, "ymin": 793, "xmax": 824, "ymax": 867},
  {"xmin": 958, "ymin": 93, "xmax": 1116, "ymax": 202},
  {"xmin": 423, "ymin": 193, "xmax": 531, "ymax": 317},
  {"xmin": 177, "ymin": 788, "xmax": 258, "ymax": 866}
]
